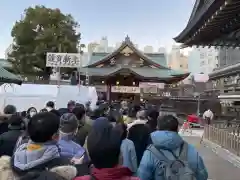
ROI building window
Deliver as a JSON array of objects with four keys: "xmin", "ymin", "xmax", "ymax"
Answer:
[{"xmin": 208, "ymin": 59, "xmax": 212, "ymax": 64}]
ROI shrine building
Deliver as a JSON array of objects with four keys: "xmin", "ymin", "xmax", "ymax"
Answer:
[
  {"xmin": 174, "ymin": 0, "xmax": 240, "ymax": 117},
  {"xmin": 79, "ymin": 36, "xmax": 189, "ymax": 102}
]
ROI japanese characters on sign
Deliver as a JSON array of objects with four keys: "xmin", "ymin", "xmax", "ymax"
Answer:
[
  {"xmin": 139, "ymin": 82, "xmax": 165, "ymax": 89},
  {"xmin": 141, "ymin": 86, "xmax": 158, "ymax": 94},
  {"xmin": 139, "ymin": 82, "xmax": 165, "ymax": 94},
  {"xmin": 111, "ymin": 86, "xmax": 140, "ymax": 94},
  {"xmin": 46, "ymin": 53, "xmax": 81, "ymax": 68}
]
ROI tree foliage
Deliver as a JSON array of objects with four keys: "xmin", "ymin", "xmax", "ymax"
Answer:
[{"xmin": 8, "ymin": 5, "xmax": 81, "ymax": 79}]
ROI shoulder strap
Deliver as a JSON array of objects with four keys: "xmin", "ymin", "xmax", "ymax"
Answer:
[
  {"xmin": 178, "ymin": 142, "xmax": 188, "ymax": 160},
  {"xmin": 55, "ymin": 144, "xmax": 61, "ymax": 154},
  {"xmin": 147, "ymin": 145, "xmax": 169, "ymax": 162}
]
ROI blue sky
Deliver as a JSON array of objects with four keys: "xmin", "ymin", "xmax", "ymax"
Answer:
[{"xmin": 0, "ymin": 0, "xmax": 195, "ymax": 58}]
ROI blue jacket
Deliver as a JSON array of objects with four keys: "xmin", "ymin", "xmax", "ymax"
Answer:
[
  {"xmin": 120, "ymin": 138, "xmax": 137, "ymax": 173},
  {"xmin": 13, "ymin": 141, "xmax": 60, "ymax": 171},
  {"xmin": 137, "ymin": 131, "xmax": 208, "ymax": 180},
  {"xmin": 58, "ymin": 134, "xmax": 86, "ymax": 159}
]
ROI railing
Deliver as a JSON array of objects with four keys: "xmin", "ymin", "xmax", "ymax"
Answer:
[
  {"xmin": 204, "ymin": 125, "xmax": 240, "ymax": 156},
  {"xmin": 213, "ymin": 119, "xmax": 240, "ymax": 136}
]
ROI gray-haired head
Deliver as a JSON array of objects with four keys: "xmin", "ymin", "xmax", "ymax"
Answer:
[
  {"xmin": 136, "ymin": 110, "xmax": 146, "ymax": 120},
  {"xmin": 60, "ymin": 113, "xmax": 78, "ymax": 133}
]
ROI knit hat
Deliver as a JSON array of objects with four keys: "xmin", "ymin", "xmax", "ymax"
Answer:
[
  {"xmin": 60, "ymin": 113, "xmax": 78, "ymax": 133},
  {"xmin": 87, "ymin": 118, "xmax": 122, "ymax": 168}
]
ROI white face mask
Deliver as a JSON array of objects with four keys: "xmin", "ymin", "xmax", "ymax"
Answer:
[{"xmin": 29, "ymin": 111, "xmax": 36, "ymax": 117}]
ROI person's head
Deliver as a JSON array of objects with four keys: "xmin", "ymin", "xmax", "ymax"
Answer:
[
  {"xmin": 85, "ymin": 101, "xmax": 91, "ymax": 107},
  {"xmin": 157, "ymin": 115, "xmax": 179, "ymax": 132},
  {"xmin": 72, "ymin": 105, "xmax": 86, "ymax": 123},
  {"xmin": 67, "ymin": 100, "xmax": 76, "ymax": 112},
  {"xmin": 40, "ymin": 108, "xmax": 48, "ymax": 113},
  {"xmin": 27, "ymin": 112, "xmax": 60, "ymax": 143},
  {"xmin": 8, "ymin": 114, "xmax": 25, "ymax": 130},
  {"xmin": 27, "ymin": 107, "xmax": 37, "ymax": 118},
  {"xmin": 21, "ymin": 111, "xmax": 27, "ymax": 118},
  {"xmin": 60, "ymin": 113, "xmax": 78, "ymax": 134},
  {"xmin": 87, "ymin": 118, "xmax": 122, "ymax": 168},
  {"xmin": 46, "ymin": 101, "xmax": 55, "ymax": 109},
  {"xmin": 122, "ymin": 109, "xmax": 128, "ymax": 116},
  {"xmin": 146, "ymin": 108, "xmax": 159, "ymax": 131},
  {"xmin": 75, "ymin": 103, "xmax": 83, "ymax": 107},
  {"xmin": 136, "ymin": 110, "xmax": 146, "ymax": 120},
  {"xmin": 115, "ymin": 123, "xmax": 127, "ymax": 140},
  {"xmin": 3, "ymin": 105, "xmax": 16, "ymax": 115}
]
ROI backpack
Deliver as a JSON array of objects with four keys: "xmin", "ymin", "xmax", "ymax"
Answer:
[{"xmin": 147, "ymin": 142, "xmax": 196, "ymax": 180}]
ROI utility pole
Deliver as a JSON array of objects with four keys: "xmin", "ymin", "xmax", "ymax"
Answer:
[
  {"xmin": 57, "ymin": 43, "xmax": 62, "ymax": 95},
  {"xmin": 78, "ymin": 44, "xmax": 83, "ymax": 93}
]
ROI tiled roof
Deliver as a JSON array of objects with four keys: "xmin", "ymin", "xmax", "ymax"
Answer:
[
  {"xmin": 144, "ymin": 53, "xmax": 167, "ymax": 67},
  {"xmin": 0, "ymin": 59, "xmax": 11, "ymax": 68},
  {"xmin": 86, "ymin": 52, "xmax": 167, "ymax": 67},
  {"xmin": 85, "ymin": 37, "xmax": 168, "ymax": 68},
  {"xmin": 80, "ymin": 67, "xmax": 189, "ymax": 81},
  {"xmin": 87, "ymin": 52, "xmax": 109, "ymax": 65},
  {"xmin": 0, "ymin": 64, "xmax": 22, "ymax": 85}
]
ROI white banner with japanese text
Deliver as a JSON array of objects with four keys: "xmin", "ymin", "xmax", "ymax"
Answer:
[
  {"xmin": 139, "ymin": 82, "xmax": 165, "ymax": 89},
  {"xmin": 46, "ymin": 53, "xmax": 81, "ymax": 68},
  {"xmin": 111, "ymin": 86, "xmax": 140, "ymax": 94}
]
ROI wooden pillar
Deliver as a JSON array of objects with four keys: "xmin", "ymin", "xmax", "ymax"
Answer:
[{"xmin": 107, "ymin": 84, "xmax": 111, "ymax": 102}]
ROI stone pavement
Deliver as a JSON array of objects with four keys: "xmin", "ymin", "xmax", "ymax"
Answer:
[
  {"xmin": 179, "ymin": 128, "xmax": 204, "ymax": 137},
  {"xmin": 183, "ymin": 136, "xmax": 240, "ymax": 180}
]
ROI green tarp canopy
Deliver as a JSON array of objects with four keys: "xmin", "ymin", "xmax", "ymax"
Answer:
[{"xmin": 0, "ymin": 65, "xmax": 22, "ymax": 85}]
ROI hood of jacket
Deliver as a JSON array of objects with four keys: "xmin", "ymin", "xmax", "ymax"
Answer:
[
  {"xmin": 127, "ymin": 119, "xmax": 147, "ymax": 130},
  {"xmin": 13, "ymin": 141, "xmax": 60, "ymax": 171},
  {"xmin": 50, "ymin": 165, "xmax": 77, "ymax": 180},
  {"xmin": 0, "ymin": 156, "xmax": 15, "ymax": 180},
  {"xmin": 58, "ymin": 134, "xmax": 85, "ymax": 159},
  {"xmin": 150, "ymin": 130, "xmax": 183, "ymax": 151},
  {"xmin": 91, "ymin": 166, "xmax": 133, "ymax": 180}
]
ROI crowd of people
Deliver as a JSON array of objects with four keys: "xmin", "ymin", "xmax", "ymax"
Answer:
[{"xmin": 0, "ymin": 100, "xmax": 209, "ymax": 180}]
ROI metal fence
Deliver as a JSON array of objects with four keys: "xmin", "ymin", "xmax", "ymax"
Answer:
[
  {"xmin": 204, "ymin": 125, "xmax": 240, "ymax": 156},
  {"xmin": 212, "ymin": 119, "xmax": 240, "ymax": 136}
]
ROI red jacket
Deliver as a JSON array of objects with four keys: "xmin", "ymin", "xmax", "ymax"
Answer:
[{"xmin": 74, "ymin": 166, "xmax": 140, "ymax": 180}]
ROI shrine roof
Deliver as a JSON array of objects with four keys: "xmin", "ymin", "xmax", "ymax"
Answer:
[
  {"xmin": 80, "ymin": 67, "xmax": 189, "ymax": 82},
  {"xmin": 174, "ymin": 0, "xmax": 238, "ymax": 47},
  {"xmin": 85, "ymin": 36, "xmax": 167, "ymax": 68},
  {"xmin": 0, "ymin": 64, "xmax": 22, "ymax": 85},
  {"xmin": 210, "ymin": 62, "xmax": 240, "ymax": 79}
]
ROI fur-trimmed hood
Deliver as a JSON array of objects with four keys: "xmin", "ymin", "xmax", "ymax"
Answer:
[
  {"xmin": 50, "ymin": 165, "xmax": 77, "ymax": 179},
  {"xmin": 0, "ymin": 156, "xmax": 77, "ymax": 180},
  {"xmin": 0, "ymin": 156, "xmax": 15, "ymax": 180}
]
